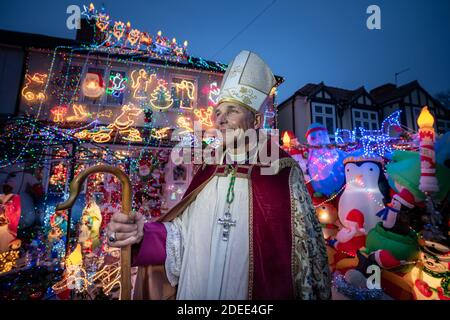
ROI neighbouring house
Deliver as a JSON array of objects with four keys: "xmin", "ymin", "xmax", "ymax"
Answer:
[
  {"xmin": 370, "ymin": 80, "xmax": 450, "ymax": 133},
  {"xmin": 278, "ymin": 80, "xmax": 449, "ymax": 142}
]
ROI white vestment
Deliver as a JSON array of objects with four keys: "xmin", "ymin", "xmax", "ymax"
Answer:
[
  {"xmin": 163, "ymin": 151, "xmax": 250, "ymax": 300},
  {"xmin": 153, "ymin": 151, "xmax": 332, "ymax": 300}
]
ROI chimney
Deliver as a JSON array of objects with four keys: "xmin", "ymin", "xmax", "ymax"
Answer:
[{"xmin": 75, "ymin": 18, "xmax": 96, "ymax": 44}]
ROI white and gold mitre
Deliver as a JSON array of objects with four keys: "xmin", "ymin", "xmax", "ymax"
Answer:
[{"xmin": 217, "ymin": 50, "xmax": 276, "ymax": 113}]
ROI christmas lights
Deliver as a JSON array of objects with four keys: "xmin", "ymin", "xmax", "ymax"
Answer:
[
  {"xmin": 0, "ymin": 250, "xmax": 20, "ymax": 274},
  {"xmin": 75, "ymin": 104, "xmax": 142, "ymax": 143},
  {"xmin": 112, "ymin": 21, "xmax": 126, "ymax": 42},
  {"xmin": 208, "ymin": 82, "xmax": 220, "ymax": 106},
  {"xmin": 95, "ymin": 13, "xmax": 110, "ymax": 32},
  {"xmin": 334, "ymin": 128, "xmax": 356, "ymax": 145},
  {"xmin": 66, "ymin": 104, "xmax": 113, "ymax": 122},
  {"xmin": 50, "ymin": 105, "xmax": 68, "ymax": 123},
  {"xmin": 194, "ymin": 106, "xmax": 213, "ymax": 127},
  {"xmin": 106, "ymin": 72, "xmax": 127, "ymax": 98},
  {"xmin": 150, "ymin": 127, "xmax": 171, "ymax": 140},
  {"xmin": 130, "ymin": 69, "xmax": 156, "ymax": 99},
  {"xmin": 176, "ymin": 116, "xmax": 194, "ymax": 134},
  {"xmin": 90, "ymin": 261, "xmax": 121, "ymax": 295},
  {"xmin": 175, "ymin": 80, "xmax": 196, "ymax": 109},
  {"xmin": 81, "ymin": 72, "xmax": 105, "ymax": 98},
  {"xmin": 80, "ymin": 3, "xmax": 188, "ymax": 61},
  {"xmin": 359, "ymin": 110, "xmax": 402, "ymax": 157},
  {"xmin": 21, "ymin": 73, "xmax": 48, "ymax": 102},
  {"xmin": 150, "ymin": 79, "xmax": 173, "ymax": 110}
]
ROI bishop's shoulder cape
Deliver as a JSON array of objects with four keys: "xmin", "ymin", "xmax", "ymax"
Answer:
[{"xmin": 132, "ymin": 146, "xmax": 331, "ymax": 300}]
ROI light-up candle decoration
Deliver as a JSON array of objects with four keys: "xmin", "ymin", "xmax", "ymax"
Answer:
[
  {"xmin": 282, "ymin": 131, "xmax": 291, "ymax": 149},
  {"xmin": 417, "ymin": 106, "xmax": 439, "ymax": 193}
]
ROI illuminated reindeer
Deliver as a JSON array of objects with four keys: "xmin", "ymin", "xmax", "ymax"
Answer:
[{"xmin": 359, "ymin": 110, "xmax": 402, "ymax": 157}]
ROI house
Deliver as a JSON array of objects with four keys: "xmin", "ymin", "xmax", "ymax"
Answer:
[
  {"xmin": 370, "ymin": 80, "xmax": 450, "ymax": 133},
  {"xmin": 278, "ymin": 82, "xmax": 379, "ymax": 142},
  {"xmin": 0, "ymin": 11, "xmax": 283, "ymax": 215},
  {"xmin": 0, "ymin": 24, "xmax": 228, "ymax": 209},
  {"xmin": 278, "ymin": 80, "xmax": 449, "ymax": 142}
]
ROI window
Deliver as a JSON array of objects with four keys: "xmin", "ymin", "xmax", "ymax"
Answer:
[
  {"xmin": 54, "ymin": 64, "xmax": 83, "ymax": 105},
  {"xmin": 311, "ymin": 103, "xmax": 336, "ymax": 135},
  {"xmin": 437, "ymin": 119, "xmax": 450, "ymax": 134},
  {"xmin": 171, "ymin": 77, "xmax": 196, "ymax": 109},
  {"xmin": 82, "ymin": 67, "xmax": 105, "ymax": 104},
  {"xmin": 106, "ymin": 70, "xmax": 127, "ymax": 105},
  {"xmin": 352, "ymin": 109, "xmax": 379, "ymax": 130}
]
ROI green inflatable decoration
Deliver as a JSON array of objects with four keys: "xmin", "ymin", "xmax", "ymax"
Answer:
[
  {"xmin": 386, "ymin": 150, "xmax": 450, "ymax": 202},
  {"xmin": 365, "ymin": 222, "xmax": 420, "ymax": 262}
]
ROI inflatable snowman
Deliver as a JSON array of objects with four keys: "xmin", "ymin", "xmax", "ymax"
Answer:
[{"xmin": 306, "ymin": 123, "xmax": 345, "ymax": 197}]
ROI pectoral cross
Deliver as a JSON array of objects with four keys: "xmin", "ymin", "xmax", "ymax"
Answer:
[{"xmin": 217, "ymin": 210, "xmax": 236, "ymax": 241}]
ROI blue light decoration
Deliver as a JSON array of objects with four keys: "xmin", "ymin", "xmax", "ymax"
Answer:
[
  {"xmin": 359, "ymin": 110, "xmax": 402, "ymax": 157},
  {"xmin": 334, "ymin": 128, "xmax": 357, "ymax": 145}
]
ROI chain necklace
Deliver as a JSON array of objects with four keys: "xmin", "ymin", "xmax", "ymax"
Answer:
[{"xmin": 217, "ymin": 165, "xmax": 237, "ymax": 241}]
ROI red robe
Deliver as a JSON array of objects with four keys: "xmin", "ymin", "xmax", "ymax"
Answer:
[{"xmin": 132, "ymin": 146, "xmax": 327, "ymax": 300}]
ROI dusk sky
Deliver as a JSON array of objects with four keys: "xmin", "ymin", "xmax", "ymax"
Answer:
[{"xmin": 0, "ymin": 0, "xmax": 449, "ymax": 103}]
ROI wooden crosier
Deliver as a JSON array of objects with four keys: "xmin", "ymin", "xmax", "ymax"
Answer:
[{"xmin": 56, "ymin": 164, "xmax": 132, "ymax": 300}]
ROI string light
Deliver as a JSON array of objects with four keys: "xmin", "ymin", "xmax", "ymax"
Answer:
[
  {"xmin": 66, "ymin": 104, "xmax": 113, "ymax": 122},
  {"xmin": 0, "ymin": 250, "xmax": 20, "ymax": 274},
  {"xmin": 106, "ymin": 72, "xmax": 127, "ymax": 98},
  {"xmin": 50, "ymin": 105, "xmax": 69, "ymax": 123},
  {"xmin": 130, "ymin": 69, "xmax": 155, "ymax": 99},
  {"xmin": 208, "ymin": 82, "xmax": 220, "ymax": 106},
  {"xmin": 150, "ymin": 79, "xmax": 174, "ymax": 110},
  {"xmin": 176, "ymin": 116, "xmax": 193, "ymax": 134},
  {"xmin": 314, "ymin": 183, "xmax": 346, "ymax": 208},
  {"xmin": 21, "ymin": 73, "xmax": 48, "ymax": 102},
  {"xmin": 175, "ymin": 80, "xmax": 196, "ymax": 109},
  {"xmin": 359, "ymin": 110, "xmax": 402, "ymax": 157},
  {"xmin": 150, "ymin": 127, "xmax": 171, "ymax": 139},
  {"xmin": 81, "ymin": 3, "xmax": 188, "ymax": 61},
  {"xmin": 194, "ymin": 106, "xmax": 213, "ymax": 127}
]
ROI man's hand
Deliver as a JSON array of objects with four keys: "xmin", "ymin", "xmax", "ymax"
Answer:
[{"xmin": 106, "ymin": 210, "xmax": 145, "ymax": 247}]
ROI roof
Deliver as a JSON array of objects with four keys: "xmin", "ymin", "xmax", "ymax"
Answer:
[
  {"xmin": 370, "ymin": 80, "xmax": 419, "ymax": 104},
  {"xmin": 280, "ymin": 82, "xmax": 370, "ymax": 107},
  {"xmin": 279, "ymin": 80, "xmax": 447, "ymax": 113},
  {"xmin": 0, "ymin": 28, "xmax": 284, "ymax": 85}
]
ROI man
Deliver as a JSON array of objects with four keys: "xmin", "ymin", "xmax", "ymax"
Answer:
[{"xmin": 106, "ymin": 50, "xmax": 331, "ymax": 300}]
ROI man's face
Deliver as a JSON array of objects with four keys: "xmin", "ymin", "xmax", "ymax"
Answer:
[
  {"xmin": 211, "ymin": 103, "xmax": 258, "ymax": 148},
  {"xmin": 214, "ymin": 103, "xmax": 256, "ymax": 131}
]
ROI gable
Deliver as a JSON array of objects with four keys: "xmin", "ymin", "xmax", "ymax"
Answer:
[{"xmin": 314, "ymin": 89, "xmax": 332, "ymax": 99}]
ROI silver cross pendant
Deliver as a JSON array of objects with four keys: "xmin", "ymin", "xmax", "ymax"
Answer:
[{"xmin": 217, "ymin": 211, "xmax": 236, "ymax": 241}]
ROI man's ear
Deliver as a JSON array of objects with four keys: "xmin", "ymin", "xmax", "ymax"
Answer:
[{"xmin": 254, "ymin": 113, "xmax": 262, "ymax": 129}]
